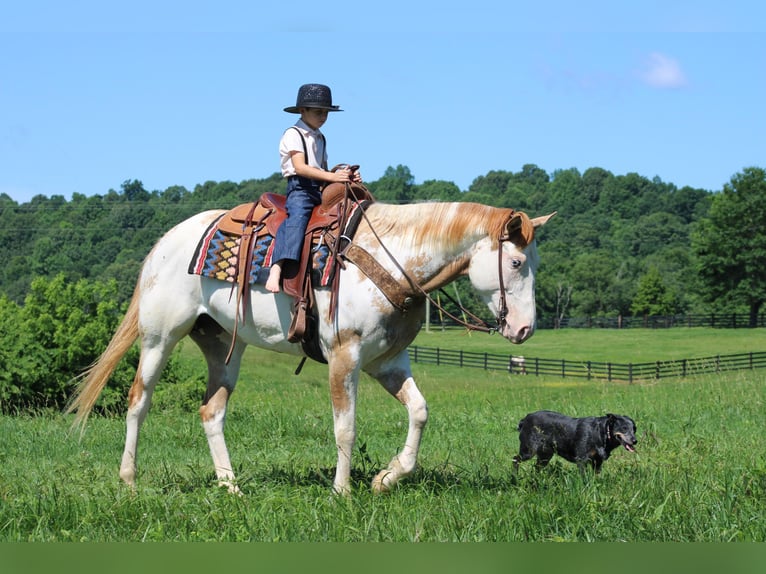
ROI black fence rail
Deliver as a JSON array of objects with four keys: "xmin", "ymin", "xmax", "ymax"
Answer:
[
  {"xmin": 544, "ymin": 313, "xmax": 766, "ymax": 329},
  {"xmin": 408, "ymin": 346, "xmax": 766, "ymax": 383}
]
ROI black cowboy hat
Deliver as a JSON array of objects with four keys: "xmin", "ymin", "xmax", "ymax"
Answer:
[{"xmin": 284, "ymin": 83, "xmax": 343, "ymax": 113}]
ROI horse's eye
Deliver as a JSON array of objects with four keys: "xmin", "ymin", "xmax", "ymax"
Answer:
[{"xmin": 511, "ymin": 259, "xmax": 522, "ymax": 269}]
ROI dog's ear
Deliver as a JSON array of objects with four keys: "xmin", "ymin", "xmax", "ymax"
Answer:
[{"xmin": 606, "ymin": 413, "xmax": 616, "ymax": 420}]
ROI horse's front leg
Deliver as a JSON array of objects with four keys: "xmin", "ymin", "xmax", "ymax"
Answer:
[
  {"xmin": 327, "ymin": 353, "xmax": 361, "ymax": 496},
  {"xmin": 369, "ymin": 358, "xmax": 428, "ymax": 493}
]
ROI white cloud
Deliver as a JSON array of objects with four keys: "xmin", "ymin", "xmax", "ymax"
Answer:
[{"xmin": 639, "ymin": 52, "xmax": 688, "ymax": 88}]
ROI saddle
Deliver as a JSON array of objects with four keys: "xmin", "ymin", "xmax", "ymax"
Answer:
[{"xmin": 218, "ymin": 181, "xmax": 375, "ymax": 364}]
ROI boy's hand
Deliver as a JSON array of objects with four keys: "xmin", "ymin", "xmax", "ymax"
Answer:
[
  {"xmin": 333, "ymin": 167, "xmax": 353, "ymax": 183},
  {"xmin": 329, "ymin": 164, "xmax": 363, "ymax": 183}
]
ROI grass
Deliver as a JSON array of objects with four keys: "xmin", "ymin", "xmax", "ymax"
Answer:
[
  {"xmin": 414, "ymin": 325, "xmax": 766, "ymax": 362},
  {"xmin": 1, "ymin": 328, "xmax": 765, "ymax": 542}
]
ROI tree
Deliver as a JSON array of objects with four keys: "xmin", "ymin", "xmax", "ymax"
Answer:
[
  {"xmin": 630, "ymin": 266, "xmax": 680, "ymax": 316},
  {"xmin": 366, "ymin": 165, "xmax": 415, "ymax": 203},
  {"xmin": 414, "ymin": 180, "xmax": 461, "ymax": 202},
  {"xmin": 120, "ymin": 179, "xmax": 150, "ymax": 202},
  {"xmin": 0, "ymin": 275, "xmax": 135, "ymax": 411},
  {"xmin": 569, "ymin": 251, "xmax": 633, "ymax": 317},
  {"xmin": 692, "ymin": 167, "xmax": 766, "ymax": 326},
  {"xmin": 0, "ymin": 275, "xmax": 199, "ymax": 413},
  {"xmin": 463, "ymin": 170, "xmax": 513, "ymax": 206}
]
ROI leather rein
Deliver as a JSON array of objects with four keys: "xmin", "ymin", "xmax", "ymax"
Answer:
[{"xmin": 340, "ymin": 193, "xmax": 516, "ymax": 335}]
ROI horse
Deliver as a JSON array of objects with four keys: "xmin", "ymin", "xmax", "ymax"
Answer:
[{"xmin": 67, "ymin": 199, "xmax": 554, "ymax": 495}]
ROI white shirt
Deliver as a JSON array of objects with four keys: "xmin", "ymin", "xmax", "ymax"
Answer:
[{"xmin": 279, "ymin": 119, "xmax": 327, "ymax": 177}]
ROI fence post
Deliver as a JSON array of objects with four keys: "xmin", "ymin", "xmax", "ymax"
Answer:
[
  {"xmin": 607, "ymin": 363, "xmax": 612, "ymax": 382},
  {"xmin": 629, "ymin": 364, "xmax": 633, "ymax": 384},
  {"xmin": 436, "ymin": 347, "xmax": 440, "ymax": 366},
  {"xmin": 587, "ymin": 361, "xmax": 592, "ymax": 380},
  {"xmin": 655, "ymin": 361, "xmax": 660, "ymax": 380}
]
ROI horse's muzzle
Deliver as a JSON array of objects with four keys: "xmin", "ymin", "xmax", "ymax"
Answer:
[{"xmin": 503, "ymin": 322, "xmax": 533, "ymax": 344}]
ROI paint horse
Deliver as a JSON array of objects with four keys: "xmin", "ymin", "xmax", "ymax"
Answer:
[{"xmin": 68, "ymin": 197, "xmax": 554, "ymax": 495}]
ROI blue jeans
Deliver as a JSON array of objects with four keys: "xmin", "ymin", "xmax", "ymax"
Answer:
[{"xmin": 271, "ymin": 176, "xmax": 322, "ymax": 263}]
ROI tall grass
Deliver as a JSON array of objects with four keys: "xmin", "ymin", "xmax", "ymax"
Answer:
[{"xmin": 1, "ymin": 329, "xmax": 764, "ymax": 541}]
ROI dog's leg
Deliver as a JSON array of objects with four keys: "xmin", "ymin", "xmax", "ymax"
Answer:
[{"xmin": 535, "ymin": 455, "xmax": 552, "ymax": 470}]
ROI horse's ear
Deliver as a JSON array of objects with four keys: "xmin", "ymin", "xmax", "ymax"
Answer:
[
  {"xmin": 506, "ymin": 212, "xmax": 535, "ymax": 247},
  {"xmin": 531, "ymin": 211, "xmax": 557, "ymax": 228}
]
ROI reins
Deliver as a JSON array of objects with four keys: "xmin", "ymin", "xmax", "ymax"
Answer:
[{"xmin": 339, "ymin": 194, "xmax": 516, "ymax": 335}]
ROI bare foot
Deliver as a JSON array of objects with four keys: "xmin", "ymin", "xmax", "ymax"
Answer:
[{"xmin": 265, "ymin": 263, "xmax": 282, "ymax": 293}]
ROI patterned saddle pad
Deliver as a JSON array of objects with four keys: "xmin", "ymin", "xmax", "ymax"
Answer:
[{"xmin": 188, "ymin": 216, "xmax": 335, "ymax": 287}]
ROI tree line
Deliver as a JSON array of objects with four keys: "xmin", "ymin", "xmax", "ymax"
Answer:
[{"xmin": 1, "ymin": 164, "xmax": 765, "ymax": 322}]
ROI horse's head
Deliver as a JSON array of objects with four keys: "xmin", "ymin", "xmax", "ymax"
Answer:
[{"xmin": 467, "ymin": 211, "xmax": 555, "ymax": 343}]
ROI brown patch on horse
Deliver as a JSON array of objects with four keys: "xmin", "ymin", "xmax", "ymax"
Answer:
[
  {"xmin": 506, "ymin": 211, "xmax": 535, "ymax": 249},
  {"xmin": 373, "ymin": 368, "xmax": 412, "ymax": 403},
  {"xmin": 127, "ymin": 369, "xmax": 144, "ymax": 410},
  {"xmin": 327, "ymin": 329, "xmax": 363, "ymax": 414},
  {"xmin": 199, "ymin": 386, "xmax": 230, "ymax": 423}
]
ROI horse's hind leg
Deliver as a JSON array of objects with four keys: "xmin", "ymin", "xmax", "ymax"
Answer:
[
  {"xmin": 119, "ymin": 337, "xmax": 178, "ymax": 487},
  {"xmin": 189, "ymin": 315, "xmax": 245, "ymax": 493},
  {"xmin": 368, "ymin": 356, "xmax": 428, "ymax": 493}
]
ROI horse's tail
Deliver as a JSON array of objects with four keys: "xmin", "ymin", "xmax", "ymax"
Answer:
[{"xmin": 66, "ymin": 284, "xmax": 141, "ymax": 432}]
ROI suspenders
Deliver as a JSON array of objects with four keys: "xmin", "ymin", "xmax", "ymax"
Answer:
[{"xmin": 291, "ymin": 126, "xmax": 327, "ymax": 170}]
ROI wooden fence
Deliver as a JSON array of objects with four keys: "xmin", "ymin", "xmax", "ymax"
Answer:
[
  {"xmin": 426, "ymin": 313, "xmax": 766, "ymax": 330},
  {"xmin": 407, "ymin": 346, "xmax": 766, "ymax": 383},
  {"xmin": 544, "ymin": 313, "xmax": 766, "ymax": 329}
]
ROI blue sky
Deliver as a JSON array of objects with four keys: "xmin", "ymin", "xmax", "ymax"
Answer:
[{"xmin": 2, "ymin": 1, "xmax": 764, "ymax": 203}]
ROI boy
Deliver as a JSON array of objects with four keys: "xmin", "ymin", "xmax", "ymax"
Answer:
[{"xmin": 265, "ymin": 83, "xmax": 362, "ymax": 293}]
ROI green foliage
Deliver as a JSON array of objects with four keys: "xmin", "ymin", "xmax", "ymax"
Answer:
[
  {"xmin": 0, "ymin": 274, "xmax": 207, "ymax": 414},
  {"xmin": 1, "ymin": 164, "xmax": 764, "ymax": 333},
  {"xmin": 631, "ymin": 266, "xmax": 681, "ymax": 316},
  {"xmin": 692, "ymin": 166, "xmax": 766, "ymax": 324},
  {"xmin": 365, "ymin": 164, "xmax": 415, "ymax": 203},
  {"xmin": 0, "ymin": 275, "xmax": 138, "ymax": 412}
]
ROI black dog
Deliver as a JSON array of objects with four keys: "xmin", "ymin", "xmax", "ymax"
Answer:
[{"xmin": 512, "ymin": 411, "xmax": 637, "ymax": 473}]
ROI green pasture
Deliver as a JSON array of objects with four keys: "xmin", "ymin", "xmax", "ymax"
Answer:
[
  {"xmin": 414, "ymin": 325, "xmax": 766, "ymax": 362},
  {"xmin": 1, "ymin": 328, "xmax": 764, "ymax": 541}
]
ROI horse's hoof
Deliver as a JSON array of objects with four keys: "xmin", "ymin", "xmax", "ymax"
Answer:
[
  {"xmin": 332, "ymin": 484, "xmax": 352, "ymax": 497},
  {"xmin": 216, "ymin": 479, "xmax": 243, "ymax": 495},
  {"xmin": 371, "ymin": 470, "xmax": 395, "ymax": 494}
]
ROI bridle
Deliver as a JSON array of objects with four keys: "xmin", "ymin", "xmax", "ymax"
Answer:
[
  {"xmin": 493, "ymin": 231, "xmax": 513, "ymax": 331},
  {"xmin": 345, "ymin": 194, "xmax": 521, "ymax": 335},
  {"xmin": 421, "ymin": 230, "xmax": 514, "ymax": 334}
]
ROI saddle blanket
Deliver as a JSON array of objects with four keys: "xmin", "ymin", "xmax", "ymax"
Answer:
[{"xmin": 187, "ymin": 213, "xmax": 335, "ymax": 287}]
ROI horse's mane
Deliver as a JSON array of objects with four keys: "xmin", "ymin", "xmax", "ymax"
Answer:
[{"xmin": 363, "ymin": 202, "xmax": 518, "ymax": 251}]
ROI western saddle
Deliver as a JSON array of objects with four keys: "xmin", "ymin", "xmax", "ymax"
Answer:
[{"xmin": 216, "ymin": 180, "xmax": 376, "ymax": 366}]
